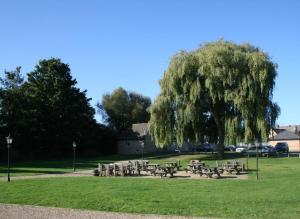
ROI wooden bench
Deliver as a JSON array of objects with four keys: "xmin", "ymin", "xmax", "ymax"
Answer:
[
  {"xmin": 185, "ymin": 161, "xmax": 205, "ymax": 174},
  {"xmin": 222, "ymin": 160, "xmax": 244, "ymax": 175},
  {"xmin": 198, "ymin": 166, "xmax": 221, "ymax": 178},
  {"xmin": 154, "ymin": 166, "xmax": 177, "ymax": 178}
]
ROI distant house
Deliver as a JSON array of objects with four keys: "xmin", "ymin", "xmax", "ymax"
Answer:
[{"xmin": 269, "ymin": 128, "xmax": 300, "ymax": 152}]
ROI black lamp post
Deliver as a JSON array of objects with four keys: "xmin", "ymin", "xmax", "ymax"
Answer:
[
  {"xmin": 141, "ymin": 130, "xmax": 146, "ymax": 161},
  {"xmin": 6, "ymin": 135, "xmax": 12, "ymax": 182},
  {"xmin": 256, "ymin": 130, "xmax": 262, "ymax": 180},
  {"xmin": 141, "ymin": 140, "xmax": 144, "ymax": 161},
  {"xmin": 72, "ymin": 141, "xmax": 77, "ymax": 172}
]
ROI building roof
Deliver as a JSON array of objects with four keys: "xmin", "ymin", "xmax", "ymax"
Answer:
[
  {"xmin": 270, "ymin": 130, "xmax": 300, "ymax": 141},
  {"xmin": 278, "ymin": 125, "xmax": 300, "ymax": 133},
  {"xmin": 132, "ymin": 123, "xmax": 148, "ymax": 135},
  {"xmin": 118, "ymin": 123, "xmax": 148, "ymax": 140}
]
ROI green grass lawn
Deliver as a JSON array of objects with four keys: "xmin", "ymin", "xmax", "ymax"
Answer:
[
  {"xmin": 0, "ymin": 152, "xmax": 218, "ymax": 177},
  {"xmin": 0, "ymin": 154, "xmax": 143, "ymax": 177},
  {"xmin": 1, "ymin": 155, "xmax": 300, "ymax": 218}
]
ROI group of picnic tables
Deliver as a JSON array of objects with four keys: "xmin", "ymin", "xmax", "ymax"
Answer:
[
  {"xmin": 185, "ymin": 159, "xmax": 246, "ymax": 178},
  {"xmin": 96, "ymin": 160, "xmax": 180, "ymax": 178},
  {"xmin": 95, "ymin": 159, "xmax": 246, "ymax": 179}
]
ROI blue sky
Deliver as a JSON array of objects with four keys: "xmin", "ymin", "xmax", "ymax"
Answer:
[{"xmin": 0, "ymin": 0, "xmax": 299, "ymax": 125}]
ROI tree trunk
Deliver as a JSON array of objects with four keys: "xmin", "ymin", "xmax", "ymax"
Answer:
[
  {"xmin": 211, "ymin": 103, "xmax": 225, "ymax": 158},
  {"xmin": 216, "ymin": 126, "xmax": 225, "ymax": 158}
]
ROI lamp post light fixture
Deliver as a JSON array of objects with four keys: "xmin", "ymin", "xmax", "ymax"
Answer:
[
  {"xmin": 6, "ymin": 134, "xmax": 13, "ymax": 182},
  {"xmin": 72, "ymin": 141, "xmax": 77, "ymax": 172}
]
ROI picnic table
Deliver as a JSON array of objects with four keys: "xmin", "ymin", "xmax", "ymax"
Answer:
[
  {"xmin": 98, "ymin": 163, "xmax": 114, "ymax": 176},
  {"xmin": 165, "ymin": 161, "xmax": 181, "ymax": 170},
  {"xmin": 146, "ymin": 164, "xmax": 160, "ymax": 175},
  {"xmin": 222, "ymin": 160, "xmax": 244, "ymax": 175},
  {"xmin": 154, "ymin": 165, "xmax": 177, "ymax": 178},
  {"xmin": 185, "ymin": 161, "xmax": 206, "ymax": 173},
  {"xmin": 198, "ymin": 166, "xmax": 221, "ymax": 178}
]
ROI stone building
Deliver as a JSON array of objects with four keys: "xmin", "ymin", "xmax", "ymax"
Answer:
[
  {"xmin": 117, "ymin": 123, "xmax": 157, "ymax": 155},
  {"xmin": 117, "ymin": 123, "xmax": 196, "ymax": 155}
]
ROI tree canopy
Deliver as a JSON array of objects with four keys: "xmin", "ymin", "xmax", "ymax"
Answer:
[
  {"xmin": 0, "ymin": 59, "xmax": 116, "ymax": 161},
  {"xmin": 149, "ymin": 40, "xmax": 280, "ymax": 155},
  {"xmin": 98, "ymin": 87, "xmax": 151, "ymax": 133}
]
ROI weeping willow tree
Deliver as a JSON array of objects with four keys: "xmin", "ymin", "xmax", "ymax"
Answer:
[{"xmin": 149, "ymin": 40, "xmax": 280, "ymax": 156}]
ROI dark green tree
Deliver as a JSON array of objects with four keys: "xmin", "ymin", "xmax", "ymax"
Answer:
[
  {"xmin": 98, "ymin": 87, "xmax": 151, "ymax": 133},
  {"xmin": 0, "ymin": 67, "xmax": 26, "ymax": 135},
  {"xmin": 149, "ymin": 40, "xmax": 280, "ymax": 156},
  {"xmin": 0, "ymin": 59, "xmax": 117, "ymax": 161},
  {"xmin": 0, "ymin": 67, "xmax": 29, "ymax": 159},
  {"xmin": 23, "ymin": 58, "xmax": 96, "ymax": 156}
]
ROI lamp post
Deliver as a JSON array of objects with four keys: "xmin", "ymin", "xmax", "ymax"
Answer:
[
  {"xmin": 6, "ymin": 135, "xmax": 12, "ymax": 182},
  {"xmin": 72, "ymin": 141, "xmax": 77, "ymax": 172},
  {"xmin": 256, "ymin": 130, "xmax": 262, "ymax": 180},
  {"xmin": 246, "ymin": 153, "xmax": 249, "ymax": 171},
  {"xmin": 141, "ymin": 140, "xmax": 144, "ymax": 161}
]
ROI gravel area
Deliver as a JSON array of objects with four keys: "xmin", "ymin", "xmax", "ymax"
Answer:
[
  {"xmin": 0, "ymin": 170, "xmax": 248, "ymax": 181},
  {"xmin": 0, "ymin": 204, "xmax": 216, "ymax": 219}
]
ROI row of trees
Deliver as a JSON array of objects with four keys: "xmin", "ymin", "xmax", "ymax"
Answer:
[
  {"xmin": 0, "ymin": 59, "xmax": 151, "ymax": 161},
  {"xmin": 1, "ymin": 40, "xmax": 280, "ymax": 159},
  {"xmin": 0, "ymin": 58, "xmax": 152, "ymax": 161}
]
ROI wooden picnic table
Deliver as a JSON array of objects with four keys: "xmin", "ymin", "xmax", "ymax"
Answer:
[
  {"xmin": 155, "ymin": 165, "xmax": 177, "ymax": 178},
  {"xmin": 165, "ymin": 161, "xmax": 181, "ymax": 170},
  {"xmin": 198, "ymin": 166, "xmax": 221, "ymax": 178},
  {"xmin": 186, "ymin": 162, "xmax": 206, "ymax": 173},
  {"xmin": 146, "ymin": 164, "xmax": 160, "ymax": 175},
  {"xmin": 222, "ymin": 161, "xmax": 243, "ymax": 175}
]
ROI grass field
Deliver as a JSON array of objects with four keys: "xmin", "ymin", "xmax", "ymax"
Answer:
[
  {"xmin": 0, "ymin": 154, "xmax": 141, "ymax": 177},
  {"xmin": 1, "ymin": 154, "xmax": 300, "ymax": 218},
  {"xmin": 0, "ymin": 152, "xmax": 223, "ymax": 178}
]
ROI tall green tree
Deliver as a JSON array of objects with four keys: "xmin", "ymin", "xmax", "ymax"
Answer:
[
  {"xmin": 98, "ymin": 87, "xmax": 151, "ymax": 133},
  {"xmin": 0, "ymin": 67, "xmax": 31, "ymax": 159},
  {"xmin": 149, "ymin": 40, "xmax": 280, "ymax": 156},
  {"xmin": 0, "ymin": 67, "xmax": 26, "ymax": 136},
  {"xmin": 23, "ymin": 58, "xmax": 96, "ymax": 155}
]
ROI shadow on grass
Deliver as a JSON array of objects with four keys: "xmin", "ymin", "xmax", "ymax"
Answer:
[{"xmin": 0, "ymin": 168, "xmax": 68, "ymax": 175}]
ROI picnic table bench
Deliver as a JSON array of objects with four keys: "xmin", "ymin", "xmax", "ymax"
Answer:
[
  {"xmin": 197, "ymin": 166, "xmax": 221, "ymax": 178},
  {"xmin": 98, "ymin": 163, "xmax": 114, "ymax": 176},
  {"xmin": 222, "ymin": 160, "xmax": 244, "ymax": 175},
  {"xmin": 146, "ymin": 164, "xmax": 160, "ymax": 175},
  {"xmin": 165, "ymin": 161, "xmax": 181, "ymax": 171},
  {"xmin": 98, "ymin": 160, "xmax": 148, "ymax": 177},
  {"xmin": 185, "ymin": 161, "xmax": 206, "ymax": 174},
  {"xmin": 154, "ymin": 165, "xmax": 177, "ymax": 178}
]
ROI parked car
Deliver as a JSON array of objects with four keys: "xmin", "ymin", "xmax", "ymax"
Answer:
[
  {"xmin": 224, "ymin": 145, "xmax": 236, "ymax": 151},
  {"xmin": 242, "ymin": 145, "xmax": 277, "ymax": 157},
  {"xmin": 236, "ymin": 145, "xmax": 248, "ymax": 153},
  {"xmin": 275, "ymin": 142, "xmax": 289, "ymax": 153},
  {"xmin": 198, "ymin": 143, "xmax": 216, "ymax": 152}
]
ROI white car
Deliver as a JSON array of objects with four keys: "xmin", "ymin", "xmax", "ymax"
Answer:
[{"xmin": 235, "ymin": 146, "xmax": 247, "ymax": 153}]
